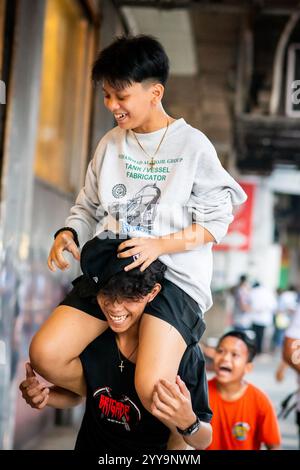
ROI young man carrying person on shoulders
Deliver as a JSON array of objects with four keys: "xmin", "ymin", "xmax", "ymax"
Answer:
[{"xmin": 21, "ymin": 233, "xmax": 212, "ymax": 451}]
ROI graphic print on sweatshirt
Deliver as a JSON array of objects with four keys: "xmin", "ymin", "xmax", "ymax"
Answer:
[
  {"xmin": 109, "ymin": 183, "xmax": 161, "ymax": 234},
  {"xmin": 93, "ymin": 386, "xmax": 142, "ymax": 432}
]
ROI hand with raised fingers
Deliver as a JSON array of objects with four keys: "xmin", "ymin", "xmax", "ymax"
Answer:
[
  {"xmin": 117, "ymin": 237, "xmax": 165, "ymax": 272},
  {"xmin": 19, "ymin": 363, "xmax": 50, "ymax": 410},
  {"xmin": 47, "ymin": 231, "xmax": 80, "ymax": 272}
]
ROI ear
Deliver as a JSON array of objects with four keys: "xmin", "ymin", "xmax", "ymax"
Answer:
[
  {"xmin": 244, "ymin": 362, "xmax": 254, "ymax": 375},
  {"xmin": 151, "ymin": 83, "xmax": 164, "ymax": 104},
  {"xmin": 147, "ymin": 283, "xmax": 161, "ymax": 302}
]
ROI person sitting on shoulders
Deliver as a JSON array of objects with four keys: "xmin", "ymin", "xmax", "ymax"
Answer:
[{"xmin": 21, "ymin": 234, "xmax": 212, "ymax": 451}]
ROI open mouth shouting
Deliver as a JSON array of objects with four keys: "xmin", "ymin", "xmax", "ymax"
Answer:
[{"xmin": 216, "ymin": 364, "xmax": 233, "ymax": 377}]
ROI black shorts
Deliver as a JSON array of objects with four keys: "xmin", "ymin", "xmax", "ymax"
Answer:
[{"xmin": 59, "ymin": 276, "xmax": 205, "ymax": 346}]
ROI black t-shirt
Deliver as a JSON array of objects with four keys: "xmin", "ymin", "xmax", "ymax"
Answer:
[{"xmin": 75, "ymin": 329, "xmax": 212, "ymax": 452}]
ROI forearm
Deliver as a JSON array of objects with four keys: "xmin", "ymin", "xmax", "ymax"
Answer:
[
  {"xmin": 47, "ymin": 385, "xmax": 84, "ymax": 409},
  {"xmin": 151, "ymin": 377, "xmax": 212, "ymax": 450},
  {"xmin": 160, "ymin": 223, "xmax": 215, "ymax": 254},
  {"xmin": 65, "ymin": 158, "xmax": 103, "ymax": 246},
  {"xmin": 174, "ymin": 408, "xmax": 212, "ymax": 449},
  {"xmin": 167, "ymin": 431, "xmax": 190, "ymax": 450},
  {"xmin": 183, "ymin": 421, "xmax": 212, "ymax": 449}
]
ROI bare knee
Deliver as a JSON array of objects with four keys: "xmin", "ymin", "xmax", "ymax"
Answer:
[
  {"xmin": 135, "ymin": 376, "xmax": 151, "ymax": 407},
  {"xmin": 135, "ymin": 374, "xmax": 154, "ymax": 413},
  {"xmin": 29, "ymin": 332, "xmax": 69, "ymax": 382},
  {"xmin": 29, "ymin": 305, "xmax": 107, "ymax": 383}
]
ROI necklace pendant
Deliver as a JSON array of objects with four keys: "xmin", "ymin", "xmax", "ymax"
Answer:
[
  {"xmin": 149, "ymin": 158, "xmax": 155, "ymax": 171},
  {"xmin": 119, "ymin": 360, "xmax": 124, "ymax": 372}
]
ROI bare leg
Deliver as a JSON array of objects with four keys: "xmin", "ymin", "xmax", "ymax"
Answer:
[
  {"xmin": 29, "ymin": 305, "xmax": 108, "ymax": 394},
  {"xmin": 135, "ymin": 314, "xmax": 186, "ymax": 414}
]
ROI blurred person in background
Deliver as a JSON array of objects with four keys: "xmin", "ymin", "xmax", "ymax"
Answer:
[
  {"xmin": 232, "ymin": 275, "xmax": 252, "ymax": 331},
  {"xmin": 271, "ymin": 286, "xmax": 298, "ymax": 352},
  {"xmin": 276, "ymin": 304, "xmax": 300, "ymax": 449},
  {"xmin": 250, "ymin": 282, "xmax": 277, "ymax": 355}
]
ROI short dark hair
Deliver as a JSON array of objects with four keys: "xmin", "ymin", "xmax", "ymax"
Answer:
[
  {"xmin": 80, "ymin": 259, "xmax": 166, "ymax": 302},
  {"xmin": 217, "ymin": 330, "xmax": 256, "ymax": 362},
  {"xmin": 91, "ymin": 35, "xmax": 169, "ymax": 89}
]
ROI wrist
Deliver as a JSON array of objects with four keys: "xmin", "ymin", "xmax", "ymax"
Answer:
[
  {"xmin": 160, "ymin": 234, "xmax": 185, "ymax": 254},
  {"xmin": 158, "ymin": 237, "xmax": 168, "ymax": 256},
  {"xmin": 177, "ymin": 414, "xmax": 201, "ymax": 436},
  {"xmin": 54, "ymin": 227, "xmax": 80, "ymax": 247},
  {"xmin": 46, "ymin": 389, "xmax": 56, "ymax": 408},
  {"xmin": 177, "ymin": 412, "xmax": 197, "ymax": 431}
]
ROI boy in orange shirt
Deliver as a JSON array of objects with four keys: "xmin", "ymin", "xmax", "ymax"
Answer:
[{"xmin": 206, "ymin": 330, "xmax": 281, "ymax": 450}]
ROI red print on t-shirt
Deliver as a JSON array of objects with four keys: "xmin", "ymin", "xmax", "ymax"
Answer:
[{"xmin": 93, "ymin": 386, "xmax": 141, "ymax": 431}]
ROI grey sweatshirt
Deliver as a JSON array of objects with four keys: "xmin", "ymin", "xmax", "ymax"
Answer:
[{"xmin": 65, "ymin": 118, "xmax": 247, "ymax": 313}]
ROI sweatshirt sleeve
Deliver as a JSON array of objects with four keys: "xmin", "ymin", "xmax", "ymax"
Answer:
[
  {"xmin": 187, "ymin": 137, "xmax": 247, "ymax": 243},
  {"xmin": 65, "ymin": 138, "xmax": 107, "ymax": 247}
]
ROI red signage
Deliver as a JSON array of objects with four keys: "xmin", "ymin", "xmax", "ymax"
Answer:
[{"xmin": 214, "ymin": 182, "xmax": 255, "ymax": 251}]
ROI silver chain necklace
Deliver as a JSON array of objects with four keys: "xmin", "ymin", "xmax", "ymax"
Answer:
[{"xmin": 131, "ymin": 118, "xmax": 170, "ymax": 171}]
